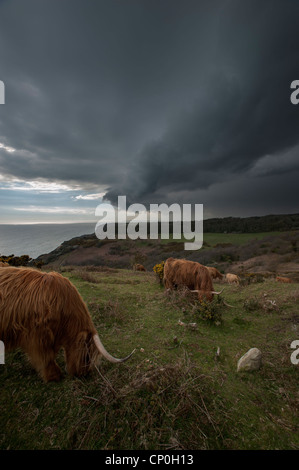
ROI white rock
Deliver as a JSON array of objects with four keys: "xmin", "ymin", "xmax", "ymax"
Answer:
[{"xmin": 237, "ymin": 348, "xmax": 262, "ymax": 372}]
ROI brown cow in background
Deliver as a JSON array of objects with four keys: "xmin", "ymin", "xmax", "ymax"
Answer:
[
  {"xmin": 134, "ymin": 264, "xmax": 146, "ymax": 272},
  {"xmin": 276, "ymin": 276, "xmax": 292, "ymax": 283},
  {"xmin": 206, "ymin": 266, "xmax": 223, "ymax": 280},
  {"xmin": 0, "ymin": 262, "xmax": 9, "ymax": 267},
  {"xmin": 163, "ymin": 257, "xmax": 222, "ymax": 302},
  {"xmin": 0, "ymin": 267, "xmax": 135, "ymax": 382}
]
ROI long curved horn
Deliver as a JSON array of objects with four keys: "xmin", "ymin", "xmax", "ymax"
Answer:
[
  {"xmin": 223, "ymin": 300, "xmax": 236, "ymax": 308},
  {"xmin": 211, "ymin": 288, "xmax": 224, "ymax": 295},
  {"xmin": 93, "ymin": 334, "xmax": 135, "ymax": 363},
  {"xmin": 190, "ymin": 288, "xmax": 224, "ymax": 294}
]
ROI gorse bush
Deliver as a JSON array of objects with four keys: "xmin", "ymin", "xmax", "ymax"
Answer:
[
  {"xmin": 242, "ymin": 273, "xmax": 266, "ymax": 285},
  {"xmin": 153, "ymin": 261, "xmax": 165, "ymax": 284},
  {"xmin": 197, "ymin": 298, "xmax": 222, "ymax": 323},
  {"xmin": 163, "ymin": 280, "xmax": 223, "ymax": 324},
  {"xmin": 0, "ymin": 255, "xmax": 32, "ymax": 266}
]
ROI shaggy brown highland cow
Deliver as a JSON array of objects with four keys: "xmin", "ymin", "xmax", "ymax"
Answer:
[
  {"xmin": 0, "ymin": 267, "xmax": 134, "ymax": 382},
  {"xmin": 163, "ymin": 258, "xmax": 222, "ymax": 302},
  {"xmin": 206, "ymin": 266, "xmax": 224, "ymax": 280}
]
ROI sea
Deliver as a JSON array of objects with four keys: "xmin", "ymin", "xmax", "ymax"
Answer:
[{"xmin": 0, "ymin": 223, "xmax": 97, "ymax": 260}]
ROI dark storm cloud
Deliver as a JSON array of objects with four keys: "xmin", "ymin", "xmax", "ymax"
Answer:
[
  {"xmin": 0, "ymin": 0, "xmax": 299, "ymax": 217},
  {"xmin": 105, "ymin": 0, "xmax": 299, "ymax": 207}
]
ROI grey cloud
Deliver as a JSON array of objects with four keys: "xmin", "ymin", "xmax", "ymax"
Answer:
[
  {"xmin": 105, "ymin": 0, "xmax": 299, "ymax": 207},
  {"xmin": 0, "ymin": 0, "xmax": 298, "ymax": 217}
]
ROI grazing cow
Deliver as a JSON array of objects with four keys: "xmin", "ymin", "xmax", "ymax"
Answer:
[
  {"xmin": 134, "ymin": 264, "xmax": 146, "ymax": 272},
  {"xmin": 225, "ymin": 273, "xmax": 240, "ymax": 285},
  {"xmin": 276, "ymin": 276, "xmax": 292, "ymax": 283},
  {"xmin": 206, "ymin": 266, "xmax": 224, "ymax": 280},
  {"xmin": 163, "ymin": 257, "xmax": 222, "ymax": 302},
  {"xmin": 0, "ymin": 267, "xmax": 135, "ymax": 382}
]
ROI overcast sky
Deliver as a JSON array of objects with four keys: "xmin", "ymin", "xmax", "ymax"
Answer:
[{"xmin": 0, "ymin": 0, "xmax": 299, "ymax": 223}]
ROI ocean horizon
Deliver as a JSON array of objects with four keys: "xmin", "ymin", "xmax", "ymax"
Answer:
[{"xmin": 0, "ymin": 223, "xmax": 97, "ymax": 259}]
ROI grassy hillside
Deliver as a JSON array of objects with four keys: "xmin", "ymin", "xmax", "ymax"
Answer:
[
  {"xmin": 34, "ymin": 230, "xmax": 299, "ymax": 280},
  {"xmin": 0, "ymin": 266, "xmax": 298, "ymax": 450},
  {"xmin": 161, "ymin": 231, "xmax": 282, "ymax": 246}
]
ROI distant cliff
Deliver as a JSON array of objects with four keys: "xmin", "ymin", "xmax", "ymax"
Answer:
[{"xmin": 33, "ymin": 213, "xmax": 299, "ymax": 274}]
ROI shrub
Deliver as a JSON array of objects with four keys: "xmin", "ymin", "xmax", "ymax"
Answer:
[
  {"xmin": 32, "ymin": 260, "xmax": 44, "ymax": 269},
  {"xmin": 243, "ymin": 297, "xmax": 262, "ymax": 311},
  {"xmin": 242, "ymin": 273, "xmax": 265, "ymax": 285},
  {"xmin": 0, "ymin": 254, "xmax": 32, "ymax": 266},
  {"xmin": 197, "ymin": 298, "xmax": 222, "ymax": 323},
  {"xmin": 153, "ymin": 261, "xmax": 165, "ymax": 284},
  {"xmin": 133, "ymin": 250, "xmax": 148, "ymax": 265}
]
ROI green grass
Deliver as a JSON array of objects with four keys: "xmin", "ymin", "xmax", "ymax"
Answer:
[
  {"xmin": 0, "ymin": 268, "xmax": 298, "ymax": 450},
  {"xmin": 160, "ymin": 231, "xmax": 282, "ymax": 247},
  {"xmin": 203, "ymin": 232, "xmax": 282, "ymax": 247}
]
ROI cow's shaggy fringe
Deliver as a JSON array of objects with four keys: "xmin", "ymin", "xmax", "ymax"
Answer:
[{"xmin": 0, "ymin": 267, "xmax": 100, "ymax": 382}]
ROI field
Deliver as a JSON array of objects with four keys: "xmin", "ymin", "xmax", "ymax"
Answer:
[
  {"xmin": 0, "ymin": 264, "xmax": 298, "ymax": 450},
  {"xmin": 161, "ymin": 231, "xmax": 282, "ymax": 246}
]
